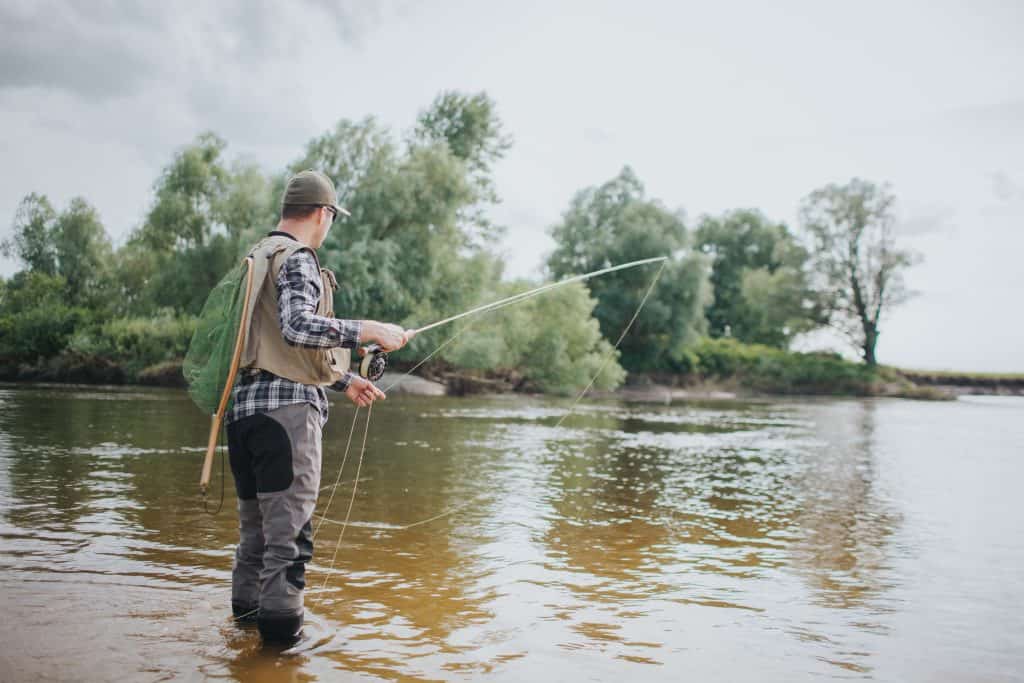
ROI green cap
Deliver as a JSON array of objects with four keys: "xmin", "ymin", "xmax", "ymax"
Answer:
[{"xmin": 281, "ymin": 170, "xmax": 350, "ymax": 217}]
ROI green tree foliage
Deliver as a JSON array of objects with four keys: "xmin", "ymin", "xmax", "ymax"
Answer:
[
  {"xmin": 289, "ymin": 92, "xmax": 509, "ymax": 334},
  {"xmin": 69, "ymin": 312, "xmax": 196, "ymax": 376},
  {"xmin": 0, "ymin": 271, "xmax": 83, "ymax": 363},
  {"xmin": 690, "ymin": 337, "xmax": 875, "ymax": 395},
  {"xmin": 440, "ymin": 281, "xmax": 626, "ymax": 393},
  {"xmin": 413, "ymin": 90, "xmax": 512, "ymax": 244},
  {"xmin": 800, "ymin": 179, "xmax": 917, "ymax": 366},
  {"xmin": 547, "ymin": 167, "xmax": 711, "ymax": 372},
  {"xmin": 2, "ymin": 193, "xmax": 58, "ymax": 275},
  {"xmin": 53, "ymin": 198, "xmax": 114, "ymax": 307},
  {"xmin": 2, "ymin": 194, "xmax": 113, "ymax": 308},
  {"xmin": 695, "ymin": 209, "xmax": 822, "ymax": 347},
  {"xmin": 126, "ymin": 133, "xmax": 269, "ymax": 315}
]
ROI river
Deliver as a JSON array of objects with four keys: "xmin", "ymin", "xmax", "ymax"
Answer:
[{"xmin": 0, "ymin": 384, "xmax": 1021, "ymax": 681}]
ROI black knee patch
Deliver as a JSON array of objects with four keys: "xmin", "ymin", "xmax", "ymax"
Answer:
[
  {"xmin": 228, "ymin": 412, "xmax": 295, "ymax": 495},
  {"xmin": 252, "ymin": 414, "xmax": 294, "ymax": 493},
  {"xmin": 227, "ymin": 420, "xmax": 257, "ymax": 500}
]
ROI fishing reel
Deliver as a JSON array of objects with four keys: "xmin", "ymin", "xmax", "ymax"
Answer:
[{"xmin": 359, "ymin": 344, "xmax": 388, "ymax": 382}]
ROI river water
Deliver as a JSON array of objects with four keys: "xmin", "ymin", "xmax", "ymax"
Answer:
[{"xmin": 0, "ymin": 383, "xmax": 1021, "ymax": 681}]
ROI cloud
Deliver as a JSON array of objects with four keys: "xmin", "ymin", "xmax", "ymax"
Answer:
[
  {"xmin": 0, "ymin": 1, "xmax": 165, "ymax": 98},
  {"xmin": 990, "ymin": 171, "xmax": 1024, "ymax": 203},
  {"xmin": 0, "ymin": 2, "xmax": 385, "ymax": 105},
  {"xmin": 898, "ymin": 205, "xmax": 957, "ymax": 237}
]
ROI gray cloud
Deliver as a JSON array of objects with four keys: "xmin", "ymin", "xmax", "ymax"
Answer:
[
  {"xmin": 990, "ymin": 171, "xmax": 1024, "ymax": 203},
  {"xmin": 0, "ymin": 1, "xmax": 165, "ymax": 98},
  {"xmin": 899, "ymin": 206, "xmax": 957, "ymax": 237},
  {"xmin": 0, "ymin": 1, "xmax": 383, "ymax": 101}
]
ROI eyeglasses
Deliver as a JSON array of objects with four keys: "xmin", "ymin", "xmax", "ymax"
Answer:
[{"xmin": 321, "ymin": 205, "xmax": 338, "ymax": 225}]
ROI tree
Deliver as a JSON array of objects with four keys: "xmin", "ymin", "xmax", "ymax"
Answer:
[
  {"xmin": 53, "ymin": 198, "xmax": 113, "ymax": 306},
  {"xmin": 126, "ymin": 133, "xmax": 271, "ymax": 315},
  {"xmin": 547, "ymin": 167, "xmax": 712, "ymax": 372},
  {"xmin": 441, "ymin": 281, "xmax": 626, "ymax": 394},
  {"xmin": 288, "ymin": 93, "xmax": 511, "ymax": 336},
  {"xmin": 2, "ymin": 194, "xmax": 114, "ymax": 308},
  {"xmin": 2, "ymin": 193, "xmax": 58, "ymax": 275},
  {"xmin": 695, "ymin": 209, "xmax": 823, "ymax": 347},
  {"xmin": 800, "ymin": 179, "xmax": 917, "ymax": 366},
  {"xmin": 413, "ymin": 90, "xmax": 512, "ymax": 245}
]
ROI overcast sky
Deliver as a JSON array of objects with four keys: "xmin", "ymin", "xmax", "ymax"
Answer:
[{"xmin": 1, "ymin": 0, "xmax": 1021, "ymax": 372}]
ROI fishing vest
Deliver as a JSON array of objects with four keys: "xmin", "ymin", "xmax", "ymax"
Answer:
[{"xmin": 239, "ymin": 234, "xmax": 351, "ymax": 386}]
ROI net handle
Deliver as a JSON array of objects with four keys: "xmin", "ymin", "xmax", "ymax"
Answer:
[{"xmin": 200, "ymin": 257, "xmax": 255, "ymax": 494}]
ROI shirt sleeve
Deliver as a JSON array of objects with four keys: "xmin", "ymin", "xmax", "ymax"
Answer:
[
  {"xmin": 276, "ymin": 250, "xmax": 362, "ymax": 349},
  {"xmin": 328, "ymin": 371, "xmax": 357, "ymax": 392}
]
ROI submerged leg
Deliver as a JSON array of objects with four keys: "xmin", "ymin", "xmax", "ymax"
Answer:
[
  {"xmin": 252, "ymin": 403, "xmax": 322, "ymax": 642},
  {"xmin": 231, "ymin": 498, "xmax": 264, "ymax": 622},
  {"xmin": 227, "ymin": 418, "xmax": 263, "ymax": 623}
]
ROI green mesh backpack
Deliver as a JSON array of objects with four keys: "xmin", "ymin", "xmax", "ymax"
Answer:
[{"xmin": 183, "ymin": 258, "xmax": 254, "ymax": 415}]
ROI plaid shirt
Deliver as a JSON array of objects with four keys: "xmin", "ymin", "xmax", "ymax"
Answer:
[{"xmin": 226, "ymin": 232, "xmax": 362, "ymax": 426}]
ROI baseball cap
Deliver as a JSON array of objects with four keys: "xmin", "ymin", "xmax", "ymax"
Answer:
[{"xmin": 281, "ymin": 170, "xmax": 351, "ymax": 217}]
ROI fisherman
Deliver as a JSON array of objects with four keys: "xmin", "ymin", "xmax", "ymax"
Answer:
[{"xmin": 226, "ymin": 170, "xmax": 410, "ymax": 642}]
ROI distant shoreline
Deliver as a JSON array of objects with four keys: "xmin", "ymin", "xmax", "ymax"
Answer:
[{"xmin": 3, "ymin": 359, "xmax": 1021, "ymax": 400}]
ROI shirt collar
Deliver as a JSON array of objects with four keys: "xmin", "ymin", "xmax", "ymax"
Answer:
[{"xmin": 268, "ymin": 230, "xmax": 298, "ymax": 241}]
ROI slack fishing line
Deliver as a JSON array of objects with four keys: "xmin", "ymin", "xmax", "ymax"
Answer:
[
  {"xmin": 357, "ymin": 255, "xmax": 668, "ymax": 382},
  {"xmin": 311, "ymin": 256, "xmax": 669, "ymax": 605}
]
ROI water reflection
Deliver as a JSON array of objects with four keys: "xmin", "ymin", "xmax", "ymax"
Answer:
[
  {"xmin": 791, "ymin": 401, "xmax": 900, "ymax": 611},
  {"xmin": 1, "ymin": 386, "xmax": 1022, "ymax": 681}
]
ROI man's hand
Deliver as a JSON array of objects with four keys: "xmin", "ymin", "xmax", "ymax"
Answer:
[
  {"xmin": 362, "ymin": 321, "xmax": 415, "ymax": 352},
  {"xmin": 344, "ymin": 375, "xmax": 386, "ymax": 408}
]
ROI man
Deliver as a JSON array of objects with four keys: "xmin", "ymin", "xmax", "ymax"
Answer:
[{"xmin": 226, "ymin": 170, "xmax": 410, "ymax": 642}]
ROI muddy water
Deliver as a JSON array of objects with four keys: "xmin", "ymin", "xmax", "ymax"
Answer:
[{"xmin": 0, "ymin": 384, "xmax": 1021, "ymax": 681}]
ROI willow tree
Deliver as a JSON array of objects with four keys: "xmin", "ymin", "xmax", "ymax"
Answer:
[{"xmin": 800, "ymin": 179, "xmax": 917, "ymax": 366}]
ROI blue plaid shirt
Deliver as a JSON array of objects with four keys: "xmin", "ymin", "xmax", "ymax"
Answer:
[{"xmin": 226, "ymin": 232, "xmax": 362, "ymax": 426}]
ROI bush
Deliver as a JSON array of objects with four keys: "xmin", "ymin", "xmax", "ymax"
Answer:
[
  {"xmin": 69, "ymin": 311, "xmax": 197, "ymax": 376},
  {"xmin": 0, "ymin": 272, "xmax": 87, "ymax": 363},
  {"xmin": 691, "ymin": 337, "xmax": 875, "ymax": 395},
  {"xmin": 438, "ymin": 281, "xmax": 626, "ymax": 395}
]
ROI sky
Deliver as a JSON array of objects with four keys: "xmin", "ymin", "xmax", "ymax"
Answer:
[{"xmin": 1, "ymin": 0, "xmax": 1021, "ymax": 372}]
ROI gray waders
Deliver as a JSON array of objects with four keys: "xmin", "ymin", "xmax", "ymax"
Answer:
[{"xmin": 226, "ymin": 402, "xmax": 322, "ymax": 641}]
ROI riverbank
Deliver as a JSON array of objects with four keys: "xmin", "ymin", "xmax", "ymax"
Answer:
[{"xmin": 3, "ymin": 349, "xmax": 1020, "ymax": 400}]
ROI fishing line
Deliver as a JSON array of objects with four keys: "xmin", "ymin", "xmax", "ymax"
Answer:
[
  {"xmin": 315, "ymin": 402, "xmax": 373, "ymax": 600},
  {"xmin": 552, "ymin": 258, "xmax": 667, "ymax": 430},
  {"xmin": 311, "ymin": 406, "xmax": 361, "ymax": 543},
  {"xmin": 362, "ymin": 256, "xmax": 669, "ymax": 383},
  {"xmin": 310, "ymin": 256, "xmax": 668, "ymax": 602}
]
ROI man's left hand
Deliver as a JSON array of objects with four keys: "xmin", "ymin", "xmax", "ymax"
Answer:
[{"xmin": 344, "ymin": 375, "xmax": 386, "ymax": 407}]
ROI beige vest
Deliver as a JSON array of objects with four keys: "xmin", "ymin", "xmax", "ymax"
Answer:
[{"xmin": 239, "ymin": 235, "xmax": 351, "ymax": 385}]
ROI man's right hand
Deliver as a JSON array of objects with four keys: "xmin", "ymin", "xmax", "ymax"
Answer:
[{"xmin": 362, "ymin": 321, "xmax": 412, "ymax": 352}]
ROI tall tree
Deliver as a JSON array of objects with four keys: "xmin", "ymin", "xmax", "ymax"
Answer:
[
  {"xmin": 127, "ymin": 133, "xmax": 270, "ymax": 315},
  {"xmin": 290, "ymin": 93, "xmax": 510, "ymax": 333},
  {"xmin": 53, "ymin": 198, "xmax": 113, "ymax": 306},
  {"xmin": 800, "ymin": 179, "xmax": 917, "ymax": 366},
  {"xmin": 547, "ymin": 167, "xmax": 712, "ymax": 372},
  {"xmin": 696, "ymin": 209, "xmax": 822, "ymax": 347},
  {"xmin": 2, "ymin": 193, "xmax": 58, "ymax": 275},
  {"xmin": 2, "ymin": 194, "xmax": 114, "ymax": 307},
  {"xmin": 413, "ymin": 91, "xmax": 512, "ymax": 244}
]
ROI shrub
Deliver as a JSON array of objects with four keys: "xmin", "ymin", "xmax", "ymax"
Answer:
[
  {"xmin": 69, "ymin": 311, "xmax": 197, "ymax": 376},
  {"xmin": 691, "ymin": 337, "xmax": 875, "ymax": 395}
]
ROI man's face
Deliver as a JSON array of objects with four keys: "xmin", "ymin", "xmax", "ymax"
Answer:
[{"xmin": 314, "ymin": 206, "xmax": 334, "ymax": 247}]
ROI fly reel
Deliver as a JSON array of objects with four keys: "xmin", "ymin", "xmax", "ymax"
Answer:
[{"xmin": 359, "ymin": 344, "xmax": 388, "ymax": 382}]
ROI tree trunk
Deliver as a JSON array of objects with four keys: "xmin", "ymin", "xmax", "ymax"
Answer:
[{"xmin": 863, "ymin": 326, "xmax": 878, "ymax": 366}]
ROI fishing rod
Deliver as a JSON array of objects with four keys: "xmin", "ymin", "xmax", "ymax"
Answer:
[{"xmin": 358, "ymin": 255, "xmax": 668, "ymax": 381}]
